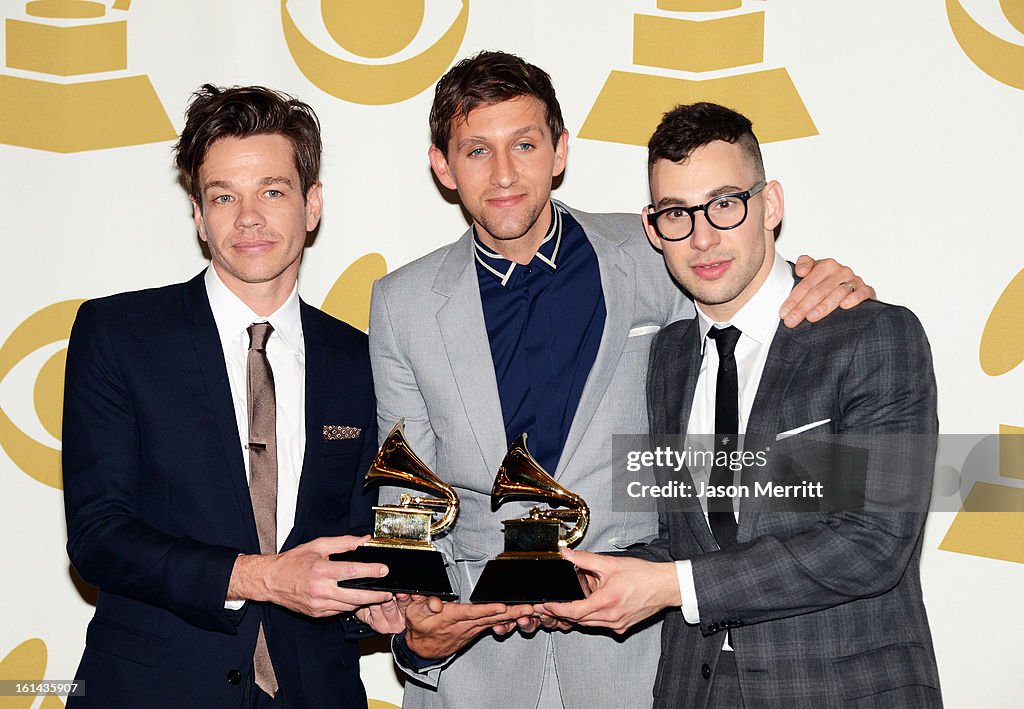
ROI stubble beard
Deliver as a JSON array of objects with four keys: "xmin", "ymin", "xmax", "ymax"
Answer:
[
  {"xmin": 678, "ymin": 240, "xmax": 765, "ymax": 309},
  {"xmin": 474, "ymin": 197, "xmax": 547, "ymax": 243}
]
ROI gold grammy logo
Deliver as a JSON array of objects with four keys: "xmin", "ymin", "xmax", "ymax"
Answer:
[
  {"xmin": 0, "ymin": 253, "xmax": 383, "ymax": 491},
  {"xmin": 281, "ymin": 0, "xmax": 469, "ymax": 105},
  {"xmin": 940, "ymin": 269, "xmax": 1024, "ymax": 565},
  {"xmin": 320, "ymin": 253, "xmax": 388, "ymax": 332},
  {"xmin": 580, "ymin": 0, "xmax": 816, "ymax": 147},
  {"xmin": 0, "ymin": 638, "xmax": 65, "ymax": 709},
  {"xmin": 0, "ymin": 0, "xmax": 175, "ymax": 153},
  {"xmin": 941, "ymin": 0, "xmax": 1023, "ymax": 562},
  {"xmin": 0, "ymin": 300, "xmax": 83, "ymax": 490},
  {"xmin": 947, "ymin": 0, "xmax": 1024, "ymax": 89}
]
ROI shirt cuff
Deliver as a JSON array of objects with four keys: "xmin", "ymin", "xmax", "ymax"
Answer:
[
  {"xmin": 224, "ymin": 599, "xmax": 245, "ymax": 611},
  {"xmin": 675, "ymin": 559, "xmax": 700, "ymax": 625},
  {"xmin": 392, "ymin": 630, "xmax": 450, "ymax": 673}
]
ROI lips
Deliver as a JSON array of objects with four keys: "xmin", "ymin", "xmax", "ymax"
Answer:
[
  {"xmin": 233, "ymin": 239, "xmax": 276, "ymax": 254},
  {"xmin": 486, "ymin": 194, "xmax": 527, "ymax": 208},
  {"xmin": 690, "ymin": 259, "xmax": 731, "ymax": 280}
]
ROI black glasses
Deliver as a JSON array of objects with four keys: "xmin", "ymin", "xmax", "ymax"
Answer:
[{"xmin": 646, "ymin": 180, "xmax": 767, "ymax": 241}]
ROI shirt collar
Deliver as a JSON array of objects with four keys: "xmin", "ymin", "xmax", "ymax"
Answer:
[
  {"xmin": 204, "ymin": 266, "xmax": 305, "ymax": 358},
  {"xmin": 473, "ymin": 203, "xmax": 564, "ymax": 286},
  {"xmin": 696, "ymin": 252, "xmax": 794, "ymax": 353}
]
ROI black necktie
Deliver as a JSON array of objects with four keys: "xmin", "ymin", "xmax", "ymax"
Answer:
[{"xmin": 707, "ymin": 325, "xmax": 741, "ymax": 549}]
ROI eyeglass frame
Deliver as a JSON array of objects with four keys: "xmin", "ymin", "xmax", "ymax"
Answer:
[{"xmin": 645, "ymin": 179, "xmax": 768, "ymax": 242}]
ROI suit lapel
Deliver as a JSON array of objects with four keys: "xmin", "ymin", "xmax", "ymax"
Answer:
[
  {"xmin": 661, "ymin": 320, "xmax": 719, "ymax": 551},
  {"xmin": 661, "ymin": 319, "xmax": 701, "ymax": 438},
  {"xmin": 183, "ymin": 272, "xmax": 259, "ymax": 551},
  {"xmin": 434, "ymin": 232, "xmax": 508, "ymax": 477},
  {"xmin": 554, "ymin": 213, "xmax": 636, "ymax": 479},
  {"xmin": 286, "ymin": 301, "xmax": 326, "ymax": 549},
  {"xmin": 738, "ymin": 322, "xmax": 808, "ymax": 540}
]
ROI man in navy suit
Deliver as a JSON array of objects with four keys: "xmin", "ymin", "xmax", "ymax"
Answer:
[{"xmin": 63, "ymin": 85, "xmax": 403, "ymax": 707}]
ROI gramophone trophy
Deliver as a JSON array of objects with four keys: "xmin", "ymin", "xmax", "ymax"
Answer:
[
  {"xmin": 470, "ymin": 433, "xmax": 590, "ymax": 603},
  {"xmin": 332, "ymin": 420, "xmax": 458, "ymax": 600}
]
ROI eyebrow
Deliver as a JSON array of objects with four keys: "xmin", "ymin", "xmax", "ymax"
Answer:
[
  {"xmin": 455, "ymin": 125, "xmax": 541, "ymax": 152},
  {"xmin": 654, "ymin": 184, "xmax": 746, "ymax": 209},
  {"xmin": 202, "ymin": 176, "xmax": 295, "ymax": 192}
]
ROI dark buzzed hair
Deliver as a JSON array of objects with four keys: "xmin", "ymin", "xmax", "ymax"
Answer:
[
  {"xmin": 174, "ymin": 84, "xmax": 322, "ymax": 204},
  {"xmin": 429, "ymin": 51, "xmax": 565, "ymax": 156},
  {"xmin": 647, "ymin": 102, "xmax": 764, "ymax": 180}
]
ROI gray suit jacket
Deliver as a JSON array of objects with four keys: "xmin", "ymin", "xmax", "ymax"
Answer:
[
  {"xmin": 369, "ymin": 202, "xmax": 693, "ymax": 708},
  {"xmin": 638, "ymin": 297, "xmax": 942, "ymax": 708}
]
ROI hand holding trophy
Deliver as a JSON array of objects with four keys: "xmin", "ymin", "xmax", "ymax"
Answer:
[
  {"xmin": 470, "ymin": 433, "xmax": 590, "ymax": 603},
  {"xmin": 332, "ymin": 420, "xmax": 459, "ymax": 600}
]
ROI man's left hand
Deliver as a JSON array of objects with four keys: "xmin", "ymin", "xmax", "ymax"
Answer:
[{"xmin": 781, "ymin": 256, "xmax": 875, "ymax": 328}]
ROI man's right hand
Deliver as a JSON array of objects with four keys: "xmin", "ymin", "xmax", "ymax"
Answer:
[
  {"xmin": 227, "ymin": 535, "xmax": 394, "ymax": 617},
  {"xmin": 403, "ymin": 595, "xmax": 535, "ymax": 659}
]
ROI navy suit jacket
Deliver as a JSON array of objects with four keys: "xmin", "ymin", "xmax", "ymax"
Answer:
[{"xmin": 62, "ymin": 271, "xmax": 378, "ymax": 707}]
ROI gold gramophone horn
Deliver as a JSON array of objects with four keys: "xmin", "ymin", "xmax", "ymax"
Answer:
[
  {"xmin": 492, "ymin": 433, "xmax": 590, "ymax": 547},
  {"xmin": 367, "ymin": 420, "xmax": 458, "ymax": 536}
]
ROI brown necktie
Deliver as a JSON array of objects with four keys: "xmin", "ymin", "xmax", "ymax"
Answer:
[{"xmin": 247, "ymin": 322, "xmax": 279, "ymax": 697}]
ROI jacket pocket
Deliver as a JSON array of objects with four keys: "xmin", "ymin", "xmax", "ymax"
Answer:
[
  {"xmin": 831, "ymin": 642, "xmax": 939, "ymax": 700},
  {"xmin": 607, "ymin": 511, "xmax": 659, "ymax": 550},
  {"xmin": 85, "ymin": 617, "xmax": 167, "ymax": 668}
]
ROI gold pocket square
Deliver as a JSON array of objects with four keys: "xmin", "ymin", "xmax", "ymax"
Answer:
[{"xmin": 323, "ymin": 425, "xmax": 362, "ymax": 441}]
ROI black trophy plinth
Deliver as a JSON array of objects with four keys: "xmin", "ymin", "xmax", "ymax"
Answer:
[
  {"xmin": 469, "ymin": 519, "xmax": 585, "ymax": 603},
  {"xmin": 469, "ymin": 555, "xmax": 584, "ymax": 604},
  {"xmin": 332, "ymin": 545, "xmax": 457, "ymax": 601}
]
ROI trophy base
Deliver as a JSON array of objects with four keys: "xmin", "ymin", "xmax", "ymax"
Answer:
[
  {"xmin": 469, "ymin": 555, "xmax": 585, "ymax": 604},
  {"xmin": 331, "ymin": 546, "xmax": 457, "ymax": 601}
]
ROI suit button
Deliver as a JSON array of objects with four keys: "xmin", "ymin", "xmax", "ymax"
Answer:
[
  {"xmin": 227, "ymin": 669, "xmax": 242, "ymax": 685},
  {"xmin": 701, "ymin": 663, "xmax": 711, "ymax": 679},
  {"xmin": 708, "ymin": 623, "xmax": 719, "ymax": 632}
]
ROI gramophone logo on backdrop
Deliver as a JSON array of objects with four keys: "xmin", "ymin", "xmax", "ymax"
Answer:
[
  {"xmin": 281, "ymin": 0, "xmax": 469, "ymax": 105},
  {"xmin": 938, "ymin": 1, "xmax": 1024, "ymax": 565},
  {"xmin": 939, "ymin": 269, "xmax": 1024, "ymax": 565},
  {"xmin": 580, "ymin": 0, "xmax": 816, "ymax": 147},
  {"xmin": 0, "ymin": 0, "xmax": 174, "ymax": 153}
]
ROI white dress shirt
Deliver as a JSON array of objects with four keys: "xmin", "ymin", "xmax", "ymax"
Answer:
[
  {"xmin": 675, "ymin": 253, "xmax": 794, "ymax": 640},
  {"xmin": 205, "ymin": 267, "xmax": 306, "ymax": 556}
]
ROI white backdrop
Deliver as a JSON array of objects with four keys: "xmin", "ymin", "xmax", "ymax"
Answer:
[{"xmin": 1, "ymin": 1, "xmax": 1022, "ymax": 707}]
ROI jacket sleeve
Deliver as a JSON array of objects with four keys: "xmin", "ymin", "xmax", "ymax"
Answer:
[
  {"xmin": 368, "ymin": 279, "xmax": 458, "ymax": 686},
  {"xmin": 62, "ymin": 300, "xmax": 243, "ymax": 634}
]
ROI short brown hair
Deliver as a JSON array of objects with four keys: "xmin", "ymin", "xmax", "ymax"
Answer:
[
  {"xmin": 174, "ymin": 84, "xmax": 322, "ymax": 204},
  {"xmin": 429, "ymin": 51, "xmax": 565, "ymax": 156},
  {"xmin": 647, "ymin": 102, "xmax": 764, "ymax": 180}
]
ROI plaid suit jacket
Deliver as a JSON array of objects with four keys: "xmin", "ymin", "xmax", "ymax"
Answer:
[{"xmin": 637, "ymin": 297, "xmax": 942, "ymax": 708}]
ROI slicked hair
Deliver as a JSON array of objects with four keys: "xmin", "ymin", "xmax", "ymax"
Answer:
[
  {"xmin": 647, "ymin": 102, "xmax": 765, "ymax": 180},
  {"xmin": 429, "ymin": 51, "xmax": 565, "ymax": 156},
  {"xmin": 174, "ymin": 84, "xmax": 322, "ymax": 204}
]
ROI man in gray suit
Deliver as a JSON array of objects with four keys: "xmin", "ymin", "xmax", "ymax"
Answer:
[
  {"xmin": 370, "ymin": 54, "xmax": 874, "ymax": 709},
  {"xmin": 544, "ymin": 103, "xmax": 941, "ymax": 707}
]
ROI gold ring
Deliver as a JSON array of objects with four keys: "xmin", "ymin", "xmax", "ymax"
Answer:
[{"xmin": 839, "ymin": 281, "xmax": 856, "ymax": 293}]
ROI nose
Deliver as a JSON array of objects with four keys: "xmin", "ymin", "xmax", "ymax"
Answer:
[
  {"xmin": 687, "ymin": 210, "xmax": 721, "ymax": 252},
  {"xmin": 490, "ymin": 150, "xmax": 518, "ymax": 189},
  {"xmin": 234, "ymin": 196, "xmax": 265, "ymax": 230}
]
